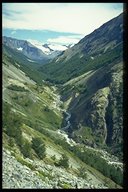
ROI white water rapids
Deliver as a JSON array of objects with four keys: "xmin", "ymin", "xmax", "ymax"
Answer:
[{"xmin": 61, "ymin": 111, "xmax": 71, "ymax": 131}]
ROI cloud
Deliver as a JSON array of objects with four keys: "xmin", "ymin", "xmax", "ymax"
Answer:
[
  {"xmin": 11, "ymin": 30, "xmax": 16, "ymax": 35},
  {"xmin": 2, "ymin": 3, "xmax": 123, "ymax": 35},
  {"xmin": 47, "ymin": 35, "xmax": 83, "ymax": 44}
]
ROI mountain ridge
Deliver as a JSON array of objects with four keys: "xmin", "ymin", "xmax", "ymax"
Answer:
[
  {"xmin": 39, "ymin": 12, "xmax": 123, "ymax": 84},
  {"xmin": 3, "ymin": 36, "xmax": 72, "ymax": 62}
]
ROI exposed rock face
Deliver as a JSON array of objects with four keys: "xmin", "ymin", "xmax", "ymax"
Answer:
[
  {"xmin": 88, "ymin": 87, "xmax": 110, "ymax": 144},
  {"xmin": 68, "ymin": 62, "xmax": 123, "ymax": 157},
  {"xmin": 105, "ymin": 64, "xmax": 123, "ymax": 154}
]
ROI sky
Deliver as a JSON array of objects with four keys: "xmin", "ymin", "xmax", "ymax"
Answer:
[{"xmin": 2, "ymin": 3, "xmax": 123, "ymax": 45}]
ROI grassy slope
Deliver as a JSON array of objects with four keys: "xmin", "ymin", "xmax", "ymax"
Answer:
[
  {"xmin": 3, "ymin": 45, "xmax": 46, "ymax": 84},
  {"xmin": 39, "ymin": 39, "xmax": 122, "ymax": 84}
]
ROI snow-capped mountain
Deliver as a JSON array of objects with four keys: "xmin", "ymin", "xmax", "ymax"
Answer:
[
  {"xmin": 28, "ymin": 39, "xmax": 70, "ymax": 59},
  {"xmin": 3, "ymin": 36, "xmax": 49, "ymax": 62},
  {"xmin": 3, "ymin": 36, "xmax": 73, "ymax": 62}
]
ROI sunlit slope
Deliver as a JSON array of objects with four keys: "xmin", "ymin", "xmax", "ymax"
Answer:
[{"xmin": 39, "ymin": 13, "xmax": 123, "ymax": 84}]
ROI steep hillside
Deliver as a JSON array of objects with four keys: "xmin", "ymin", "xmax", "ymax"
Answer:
[
  {"xmin": 37, "ymin": 12, "xmax": 123, "ymax": 159},
  {"xmin": 39, "ymin": 13, "xmax": 123, "ymax": 84},
  {"xmin": 2, "ymin": 45, "xmax": 46, "ymax": 84},
  {"xmin": 60, "ymin": 60, "xmax": 123, "ymax": 159},
  {"xmin": 2, "ymin": 50, "xmax": 123, "ymax": 189}
]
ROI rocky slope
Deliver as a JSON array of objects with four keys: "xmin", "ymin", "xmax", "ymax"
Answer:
[{"xmin": 3, "ymin": 148, "xmax": 109, "ymax": 189}]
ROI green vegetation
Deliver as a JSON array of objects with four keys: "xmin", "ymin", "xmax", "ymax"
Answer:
[
  {"xmin": 73, "ymin": 126, "xmax": 95, "ymax": 144},
  {"xmin": 3, "ymin": 102, "xmax": 23, "ymax": 148},
  {"xmin": 15, "ymin": 155, "xmax": 36, "ymax": 171},
  {"xmin": 78, "ymin": 166, "xmax": 87, "ymax": 179},
  {"xmin": 59, "ymin": 183, "xmax": 72, "ymax": 189},
  {"xmin": 9, "ymin": 85, "xmax": 62, "ymax": 131},
  {"xmin": 70, "ymin": 145, "xmax": 123, "ymax": 186},
  {"xmin": 73, "ymin": 84, "xmax": 87, "ymax": 94},
  {"xmin": 7, "ymin": 84, "xmax": 28, "ymax": 92},
  {"xmin": 40, "ymin": 43, "xmax": 123, "ymax": 84},
  {"xmin": 2, "ymin": 102, "xmax": 33, "ymax": 159},
  {"xmin": 3, "ymin": 45, "xmax": 45, "ymax": 84},
  {"xmin": 57, "ymin": 154, "xmax": 69, "ymax": 168},
  {"xmin": 34, "ymin": 125, "xmax": 122, "ymax": 186},
  {"xmin": 31, "ymin": 137, "xmax": 46, "ymax": 159},
  {"xmin": 20, "ymin": 139, "xmax": 32, "ymax": 159}
]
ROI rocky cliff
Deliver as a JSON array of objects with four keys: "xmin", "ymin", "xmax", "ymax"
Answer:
[{"xmin": 62, "ymin": 60, "xmax": 123, "ymax": 159}]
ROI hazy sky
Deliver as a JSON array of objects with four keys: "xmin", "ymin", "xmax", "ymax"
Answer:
[{"xmin": 2, "ymin": 3, "xmax": 123, "ymax": 45}]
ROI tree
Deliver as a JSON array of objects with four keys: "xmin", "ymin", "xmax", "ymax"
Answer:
[
  {"xmin": 58, "ymin": 154, "xmax": 69, "ymax": 168},
  {"xmin": 31, "ymin": 137, "xmax": 46, "ymax": 159},
  {"xmin": 8, "ymin": 137, "xmax": 15, "ymax": 147},
  {"xmin": 21, "ymin": 139, "xmax": 32, "ymax": 159}
]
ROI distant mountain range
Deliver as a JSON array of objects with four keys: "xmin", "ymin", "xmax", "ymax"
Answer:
[{"xmin": 2, "ymin": 36, "xmax": 74, "ymax": 62}]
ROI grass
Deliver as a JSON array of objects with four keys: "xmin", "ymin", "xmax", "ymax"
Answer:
[
  {"xmin": 40, "ymin": 43, "xmax": 123, "ymax": 84},
  {"xmin": 3, "ymin": 45, "xmax": 45, "ymax": 84},
  {"xmin": 15, "ymin": 155, "xmax": 36, "ymax": 171},
  {"xmin": 6, "ymin": 82, "xmax": 62, "ymax": 131}
]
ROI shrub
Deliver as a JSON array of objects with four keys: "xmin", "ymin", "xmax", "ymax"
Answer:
[
  {"xmin": 31, "ymin": 137, "xmax": 46, "ymax": 159},
  {"xmin": 7, "ymin": 84, "xmax": 28, "ymax": 92},
  {"xmin": 78, "ymin": 166, "xmax": 87, "ymax": 179}
]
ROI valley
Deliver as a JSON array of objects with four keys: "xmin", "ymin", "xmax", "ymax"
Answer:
[
  {"xmin": 2, "ymin": 56, "xmax": 123, "ymax": 188},
  {"xmin": 2, "ymin": 12, "xmax": 124, "ymax": 189}
]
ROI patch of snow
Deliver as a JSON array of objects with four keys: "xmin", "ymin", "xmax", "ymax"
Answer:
[
  {"xmin": 55, "ymin": 57, "xmax": 60, "ymax": 62},
  {"xmin": 27, "ymin": 40, "xmax": 50, "ymax": 55},
  {"xmin": 15, "ymin": 63, "xmax": 20, "ymax": 67},
  {"xmin": 69, "ymin": 44, "xmax": 74, "ymax": 48},
  {"xmin": 27, "ymin": 40, "xmax": 67, "ymax": 55},
  {"xmin": 104, "ymin": 46, "xmax": 110, "ymax": 53},
  {"xmin": 80, "ymin": 55, "xmax": 83, "ymax": 58},
  {"xmin": 27, "ymin": 59, "xmax": 35, "ymax": 63},
  {"xmin": 17, "ymin": 47, "xmax": 23, "ymax": 51},
  {"xmin": 48, "ymin": 44, "xmax": 67, "ymax": 51}
]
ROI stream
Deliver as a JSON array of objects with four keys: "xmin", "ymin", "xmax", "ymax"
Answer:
[{"xmin": 61, "ymin": 111, "xmax": 71, "ymax": 131}]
